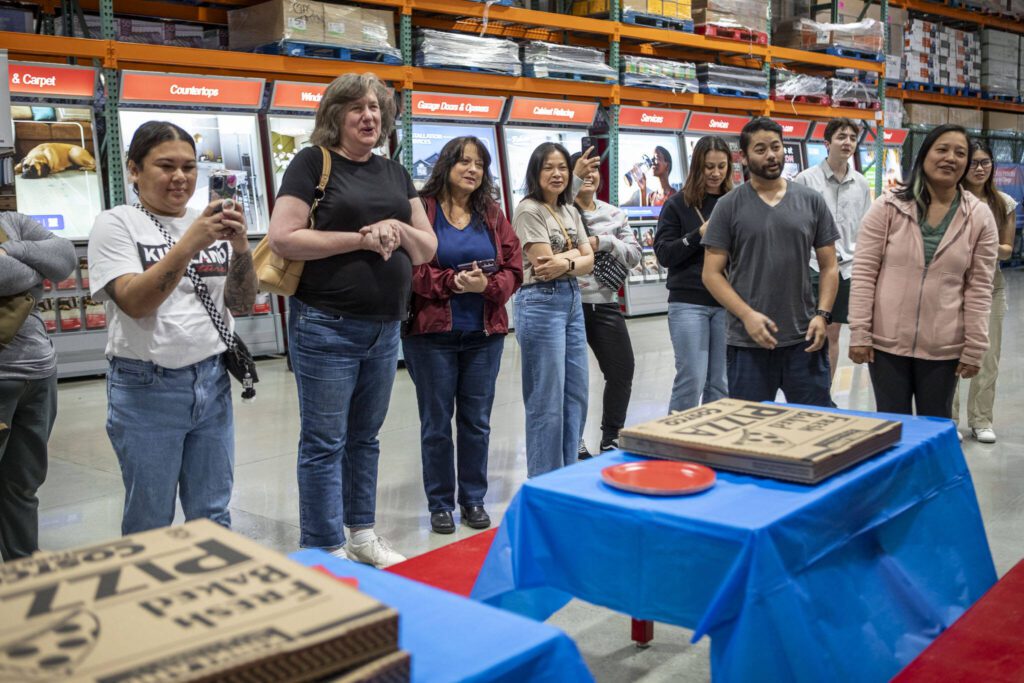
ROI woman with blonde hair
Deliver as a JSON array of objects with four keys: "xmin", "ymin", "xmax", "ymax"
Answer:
[{"xmin": 268, "ymin": 73, "xmax": 437, "ymax": 567}]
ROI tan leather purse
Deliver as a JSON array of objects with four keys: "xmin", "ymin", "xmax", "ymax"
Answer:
[
  {"xmin": 0, "ymin": 225, "xmax": 38, "ymax": 346},
  {"xmin": 252, "ymin": 146, "xmax": 331, "ymax": 296}
]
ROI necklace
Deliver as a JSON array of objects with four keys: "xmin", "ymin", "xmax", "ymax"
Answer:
[{"xmin": 443, "ymin": 200, "xmax": 472, "ymax": 230}]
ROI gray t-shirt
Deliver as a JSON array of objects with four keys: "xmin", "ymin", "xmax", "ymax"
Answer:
[
  {"xmin": 0, "ymin": 212, "xmax": 77, "ymax": 380},
  {"xmin": 702, "ymin": 181, "xmax": 839, "ymax": 348}
]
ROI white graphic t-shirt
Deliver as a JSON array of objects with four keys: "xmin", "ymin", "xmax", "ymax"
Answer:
[{"xmin": 88, "ymin": 204, "xmax": 234, "ymax": 369}]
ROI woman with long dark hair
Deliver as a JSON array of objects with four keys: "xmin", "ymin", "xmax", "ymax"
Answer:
[
  {"xmin": 654, "ymin": 136, "xmax": 734, "ymax": 411},
  {"xmin": 952, "ymin": 139, "xmax": 1018, "ymax": 443},
  {"xmin": 569, "ymin": 150, "xmax": 641, "ymax": 456},
  {"xmin": 513, "ymin": 142, "xmax": 594, "ymax": 477},
  {"xmin": 403, "ymin": 137, "xmax": 522, "ymax": 533},
  {"xmin": 849, "ymin": 124, "xmax": 999, "ymax": 417}
]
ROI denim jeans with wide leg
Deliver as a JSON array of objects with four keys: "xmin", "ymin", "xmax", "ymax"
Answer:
[
  {"xmin": 289, "ymin": 298, "xmax": 400, "ymax": 550},
  {"xmin": 402, "ymin": 331, "xmax": 505, "ymax": 513},
  {"xmin": 106, "ymin": 355, "xmax": 234, "ymax": 535},
  {"xmin": 667, "ymin": 302, "xmax": 728, "ymax": 412},
  {"xmin": 514, "ymin": 279, "xmax": 589, "ymax": 478}
]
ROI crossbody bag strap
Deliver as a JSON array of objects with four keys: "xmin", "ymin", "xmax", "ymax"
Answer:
[
  {"xmin": 693, "ymin": 206, "xmax": 707, "ymax": 225},
  {"xmin": 542, "ymin": 203, "xmax": 574, "ymax": 251},
  {"xmin": 308, "ymin": 146, "xmax": 332, "ymax": 230},
  {"xmin": 134, "ymin": 204, "xmax": 236, "ymax": 352}
]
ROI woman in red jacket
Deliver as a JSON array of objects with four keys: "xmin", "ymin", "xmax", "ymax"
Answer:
[{"xmin": 403, "ymin": 136, "xmax": 523, "ymax": 534}]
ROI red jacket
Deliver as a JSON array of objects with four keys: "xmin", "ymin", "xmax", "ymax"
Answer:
[{"xmin": 407, "ymin": 196, "xmax": 523, "ymax": 336}]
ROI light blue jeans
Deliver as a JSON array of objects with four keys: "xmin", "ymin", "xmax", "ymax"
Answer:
[
  {"xmin": 289, "ymin": 298, "xmax": 400, "ymax": 549},
  {"xmin": 668, "ymin": 301, "xmax": 728, "ymax": 412},
  {"xmin": 106, "ymin": 355, "xmax": 234, "ymax": 535},
  {"xmin": 514, "ymin": 280, "xmax": 588, "ymax": 478}
]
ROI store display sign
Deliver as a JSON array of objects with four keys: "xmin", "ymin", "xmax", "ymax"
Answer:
[
  {"xmin": 810, "ymin": 122, "xmax": 829, "ymax": 142},
  {"xmin": 120, "ymin": 71, "xmax": 264, "ymax": 109},
  {"xmin": 617, "ymin": 132, "xmax": 685, "ymax": 219},
  {"xmin": 0, "ymin": 51, "xmax": 12, "ymax": 148},
  {"xmin": 8, "ymin": 62, "xmax": 96, "ymax": 99},
  {"xmin": 685, "ymin": 112, "xmax": 750, "ymax": 135},
  {"xmin": 412, "ymin": 92, "xmax": 505, "ymax": 122},
  {"xmin": 507, "ymin": 97, "xmax": 597, "ymax": 126},
  {"xmin": 864, "ymin": 127, "xmax": 909, "ymax": 146},
  {"xmin": 270, "ymin": 81, "xmax": 327, "ymax": 111},
  {"xmin": 619, "ymin": 106, "xmax": 688, "ymax": 131},
  {"xmin": 777, "ymin": 118, "xmax": 812, "ymax": 140}
]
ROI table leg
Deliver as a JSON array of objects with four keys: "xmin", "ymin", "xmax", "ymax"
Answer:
[{"xmin": 631, "ymin": 618, "xmax": 654, "ymax": 649}]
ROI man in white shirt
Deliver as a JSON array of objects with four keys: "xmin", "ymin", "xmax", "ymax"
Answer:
[{"xmin": 794, "ymin": 117, "xmax": 873, "ymax": 385}]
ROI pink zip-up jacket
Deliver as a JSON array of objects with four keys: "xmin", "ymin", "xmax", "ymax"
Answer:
[{"xmin": 849, "ymin": 190, "xmax": 998, "ymax": 366}]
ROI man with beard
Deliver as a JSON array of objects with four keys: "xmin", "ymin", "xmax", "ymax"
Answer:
[
  {"xmin": 701, "ymin": 117, "xmax": 840, "ymax": 406},
  {"xmin": 794, "ymin": 117, "xmax": 872, "ymax": 386}
]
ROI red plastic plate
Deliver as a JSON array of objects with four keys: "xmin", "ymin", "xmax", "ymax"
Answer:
[{"xmin": 601, "ymin": 460, "xmax": 716, "ymax": 496}]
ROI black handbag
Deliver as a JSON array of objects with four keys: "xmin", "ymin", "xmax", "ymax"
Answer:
[
  {"xmin": 591, "ymin": 251, "xmax": 629, "ymax": 292},
  {"xmin": 138, "ymin": 204, "xmax": 259, "ymax": 401}
]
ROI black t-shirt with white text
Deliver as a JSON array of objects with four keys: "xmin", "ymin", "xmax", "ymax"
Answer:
[{"xmin": 277, "ymin": 146, "xmax": 418, "ymax": 320}]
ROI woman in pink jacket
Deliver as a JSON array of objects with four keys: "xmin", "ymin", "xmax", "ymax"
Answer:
[{"xmin": 848, "ymin": 124, "xmax": 999, "ymax": 418}]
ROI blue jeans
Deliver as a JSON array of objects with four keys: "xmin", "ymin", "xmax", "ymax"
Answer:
[
  {"xmin": 402, "ymin": 331, "xmax": 505, "ymax": 512},
  {"xmin": 289, "ymin": 298, "xmax": 399, "ymax": 549},
  {"xmin": 668, "ymin": 302, "xmax": 728, "ymax": 412},
  {"xmin": 106, "ymin": 355, "xmax": 234, "ymax": 535},
  {"xmin": 726, "ymin": 339, "xmax": 832, "ymax": 407},
  {"xmin": 514, "ymin": 280, "xmax": 589, "ymax": 477}
]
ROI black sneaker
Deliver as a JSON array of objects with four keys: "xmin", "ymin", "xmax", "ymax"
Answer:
[
  {"xmin": 599, "ymin": 438, "xmax": 618, "ymax": 453},
  {"xmin": 578, "ymin": 439, "xmax": 593, "ymax": 460}
]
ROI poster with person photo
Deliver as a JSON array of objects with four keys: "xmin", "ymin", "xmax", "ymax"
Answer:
[{"xmin": 617, "ymin": 132, "xmax": 685, "ymax": 219}]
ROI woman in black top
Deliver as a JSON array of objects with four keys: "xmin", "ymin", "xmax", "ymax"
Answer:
[
  {"xmin": 653, "ymin": 135, "xmax": 733, "ymax": 412},
  {"xmin": 267, "ymin": 73, "xmax": 437, "ymax": 569}
]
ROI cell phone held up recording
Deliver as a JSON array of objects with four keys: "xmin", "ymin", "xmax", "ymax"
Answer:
[
  {"xmin": 456, "ymin": 259, "xmax": 498, "ymax": 274},
  {"xmin": 581, "ymin": 136, "xmax": 609, "ymax": 163},
  {"xmin": 209, "ymin": 170, "xmax": 238, "ymax": 212}
]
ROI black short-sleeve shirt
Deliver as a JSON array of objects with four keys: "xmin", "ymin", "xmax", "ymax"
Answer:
[{"xmin": 277, "ymin": 146, "xmax": 418, "ymax": 320}]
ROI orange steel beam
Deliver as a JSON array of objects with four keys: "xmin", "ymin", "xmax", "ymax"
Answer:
[
  {"xmin": 1, "ymin": 31, "xmax": 108, "ymax": 62},
  {"xmin": 408, "ymin": 0, "xmax": 616, "ymax": 35},
  {"xmin": 619, "ymin": 23, "xmax": 768, "ymax": 57},
  {"xmin": 768, "ymin": 100, "xmax": 878, "ymax": 120},
  {"xmin": 887, "ymin": 86, "xmax": 1024, "ymax": 113},
  {"xmin": 889, "ymin": 0, "xmax": 1024, "ymax": 34},
  {"xmin": 70, "ymin": 0, "xmax": 229, "ymax": 24},
  {"xmin": 768, "ymin": 45, "xmax": 884, "ymax": 74}
]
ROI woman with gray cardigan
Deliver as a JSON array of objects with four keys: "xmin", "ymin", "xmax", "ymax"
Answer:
[
  {"xmin": 0, "ymin": 212, "xmax": 76, "ymax": 560},
  {"xmin": 570, "ymin": 150, "xmax": 642, "ymax": 456}
]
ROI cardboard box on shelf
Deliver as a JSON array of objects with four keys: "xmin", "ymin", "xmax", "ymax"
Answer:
[
  {"xmin": 904, "ymin": 102, "xmax": 948, "ymax": 126},
  {"xmin": 984, "ymin": 110, "xmax": 1022, "ymax": 131},
  {"xmin": 322, "ymin": 5, "xmax": 396, "ymax": 51},
  {"xmin": 947, "ymin": 107, "xmax": 984, "ymax": 130},
  {"xmin": 228, "ymin": 0, "xmax": 325, "ymax": 51}
]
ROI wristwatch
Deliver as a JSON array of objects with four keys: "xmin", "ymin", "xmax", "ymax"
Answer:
[
  {"xmin": 567, "ymin": 259, "xmax": 575, "ymax": 272},
  {"xmin": 815, "ymin": 309, "xmax": 833, "ymax": 325}
]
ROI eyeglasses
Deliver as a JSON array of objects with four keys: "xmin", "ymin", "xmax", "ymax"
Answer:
[{"xmin": 970, "ymin": 159, "xmax": 993, "ymax": 169}]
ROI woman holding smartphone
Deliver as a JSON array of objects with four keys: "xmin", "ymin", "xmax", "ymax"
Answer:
[
  {"xmin": 403, "ymin": 136, "xmax": 522, "ymax": 534},
  {"xmin": 513, "ymin": 142, "xmax": 594, "ymax": 477}
]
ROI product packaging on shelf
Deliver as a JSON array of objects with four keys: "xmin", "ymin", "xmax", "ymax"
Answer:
[
  {"xmin": 78, "ymin": 257, "xmax": 89, "ymax": 289},
  {"xmin": 692, "ymin": 0, "xmax": 767, "ymax": 34},
  {"xmin": 55, "ymin": 268, "xmax": 79, "ymax": 291},
  {"xmin": 57, "ymin": 297, "xmax": 82, "ymax": 332},
  {"xmin": 984, "ymin": 110, "xmax": 1023, "ymax": 132},
  {"xmin": 828, "ymin": 78, "xmax": 879, "ymax": 108},
  {"xmin": 84, "ymin": 296, "xmax": 106, "ymax": 330},
  {"xmin": 573, "ymin": 0, "xmax": 693, "ymax": 21},
  {"xmin": 322, "ymin": 5, "xmax": 399, "ymax": 58},
  {"xmin": 253, "ymin": 292, "xmax": 272, "ymax": 315},
  {"xmin": 904, "ymin": 102, "xmax": 949, "ymax": 126},
  {"xmin": 947, "ymin": 107, "xmax": 984, "ymax": 130},
  {"xmin": 772, "ymin": 69, "xmax": 829, "ymax": 101},
  {"xmin": 522, "ymin": 41, "xmax": 617, "ymax": 82},
  {"xmin": 228, "ymin": 0, "xmax": 326, "ymax": 51},
  {"xmin": 621, "ymin": 56, "xmax": 698, "ymax": 91},
  {"xmin": 37, "ymin": 299, "xmax": 56, "ymax": 334},
  {"xmin": 698, "ymin": 63, "xmax": 769, "ymax": 98},
  {"xmin": 0, "ymin": 7, "xmax": 34, "ymax": 33},
  {"xmin": 414, "ymin": 29, "xmax": 522, "ymax": 76},
  {"xmin": 773, "ymin": 17, "xmax": 884, "ymax": 55}
]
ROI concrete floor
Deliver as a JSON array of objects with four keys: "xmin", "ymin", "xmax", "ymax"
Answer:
[{"xmin": 38, "ymin": 270, "xmax": 1024, "ymax": 682}]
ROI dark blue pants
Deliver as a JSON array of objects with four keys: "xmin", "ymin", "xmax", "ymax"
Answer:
[
  {"xmin": 726, "ymin": 339, "xmax": 832, "ymax": 407},
  {"xmin": 403, "ymin": 331, "xmax": 505, "ymax": 513}
]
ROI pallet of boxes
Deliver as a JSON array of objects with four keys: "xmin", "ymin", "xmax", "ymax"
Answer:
[{"xmin": 0, "ymin": 520, "xmax": 409, "ymax": 682}]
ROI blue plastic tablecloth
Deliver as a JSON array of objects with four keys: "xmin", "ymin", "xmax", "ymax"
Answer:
[
  {"xmin": 290, "ymin": 549, "xmax": 593, "ymax": 683},
  {"xmin": 471, "ymin": 409, "xmax": 997, "ymax": 682}
]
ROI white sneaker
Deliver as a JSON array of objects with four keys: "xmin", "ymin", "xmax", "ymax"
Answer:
[
  {"xmin": 328, "ymin": 546, "xmax": 350, "ymax": 561},
  {"xmin": 346, "ymin": 535, "xmax": 406, "ymax": 569},
  {"xmin": 971, "ymin": 427, "xmax": 996, "ymax": 444}
]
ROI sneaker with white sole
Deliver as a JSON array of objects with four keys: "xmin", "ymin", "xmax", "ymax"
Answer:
[
  {"xmin": 328, "ymin": 546, "xmax": 350, "ymax": 561},
  {"xmin": 971, "ymin": 427, "xmax": 996, "ymax": 444},
  {"xmin": 346, "ymin": 535, "xmax": 406, "ymax": 569}
]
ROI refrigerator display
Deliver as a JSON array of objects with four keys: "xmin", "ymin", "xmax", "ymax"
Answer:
[
  {"xmin": 860, "ymin": 127, "xmax": 908, "ymax": 196},
  {"xmin": 682, "ymin": 112, "xmax": 752, "ymax": 188},
  {"xmin": 776, "ymin": 118, "xmax": 812, "ymax": 181},
  {"xmin": 118, "ymin": 71, "xmax": 270, "ymax": 234},
  {"xmin": 9, "ymin": 62, "xmax": 104, "ymax": 240},
  {"xmin": 806, "ymin": 141, "xmax": 828, "ymax": 169}
]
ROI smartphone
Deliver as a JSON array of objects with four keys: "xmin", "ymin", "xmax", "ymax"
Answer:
[
  {"xmin": 581, "ymin": 136, "xmax": 598, "ymax": 157},
  {"xmin": 456, "ymin": 259, "xmax": 498, "ymax": 274},
  {"xmin": 209, "ymin": 170, "xmax": 237, "ymax": 203}
]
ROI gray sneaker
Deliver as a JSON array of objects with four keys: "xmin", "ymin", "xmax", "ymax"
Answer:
[{"xmin": 346, "ymin": 535, "xmax": 406, "ymax": 569}]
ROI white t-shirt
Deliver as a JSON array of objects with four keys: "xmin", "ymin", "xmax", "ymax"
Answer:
[{"xmin": 88, "ymin": 204, "xmax": 234, "ymax": 369}]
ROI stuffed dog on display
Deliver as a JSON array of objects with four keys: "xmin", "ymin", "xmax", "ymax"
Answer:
[{"xmin": 15, "ymin": 143, "xmax": 97, "ymax": 179}]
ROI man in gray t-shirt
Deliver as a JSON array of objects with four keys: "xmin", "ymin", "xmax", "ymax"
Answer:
[{"xmin": 702, "ymin": 117, "xmax": 840, "ymax": 406}]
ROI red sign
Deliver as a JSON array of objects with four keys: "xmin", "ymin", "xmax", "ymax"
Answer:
[
  {"xmin": 9, "ymin": 62, "xmax": 96, "ymax": 98},
  {"xmin": 864, "ymin": 128, "xmax": 910, "ymax": 146},
  {"xmin": 120, "ymin": 72, "xmax": 264, "ymax": 108},
  {"xmin": 411, "ymin": 92, "xmax": 505, "ymax": 122},
  {"xmin": 810, "ymin": 122, "xmax": 830, "ymax": 141},
  {"xmin": 507, "ymin": 97, "xmax": 598, "ymax": 126},
  {"xmin": 684, "ymin": 112, "xmax": 751, "ymax": 135},
  {"xmin": 619, "ymin": 106, "xmax": 688, "ymax": 130},
  {"xmin": 776, "ymin": 118, "xmax": 812, "ymax": 140},
  {"xmin": 271, "ymin": 81, "xmax": 326, "ymax": 111}
]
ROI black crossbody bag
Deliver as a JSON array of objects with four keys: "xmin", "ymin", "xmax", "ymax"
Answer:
[{"xmin": 136, "ymin": 204, "xmax": 258, "ymax": 401}]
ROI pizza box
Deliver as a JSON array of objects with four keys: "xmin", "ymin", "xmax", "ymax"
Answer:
[
  {"xmin": 618, "ymin": 399, "xmax": 902, "ymax": 484},
  {"xmin": 0, "ymin": 519, "xmax": 404, "ymax": 682}
]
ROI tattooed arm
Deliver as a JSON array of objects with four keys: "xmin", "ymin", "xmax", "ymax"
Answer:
[{"xmin": 224, "ymin": 248, "xmax": 257, "ymax": 316}]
